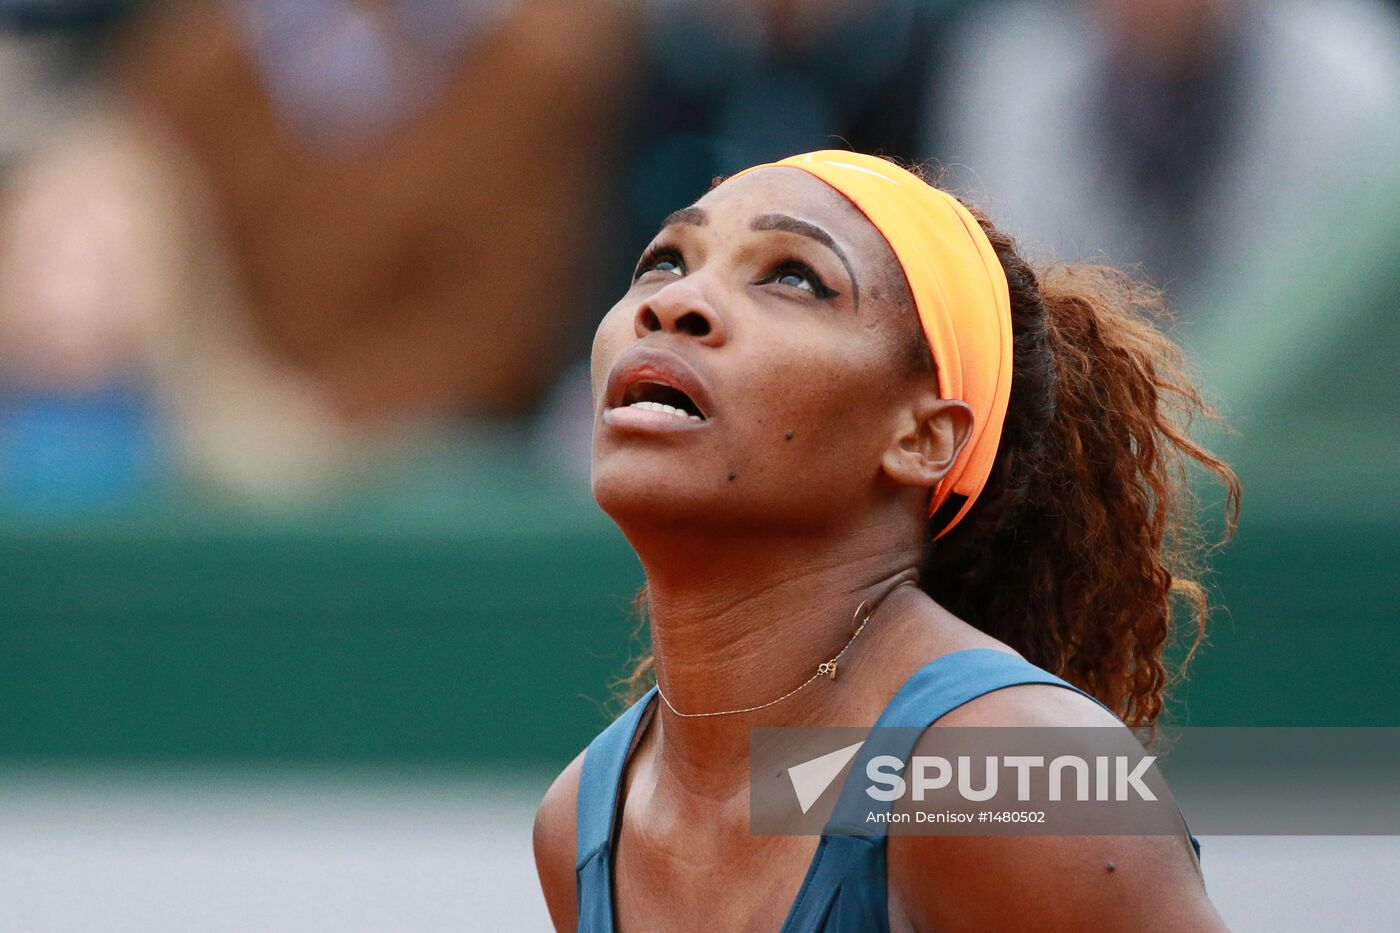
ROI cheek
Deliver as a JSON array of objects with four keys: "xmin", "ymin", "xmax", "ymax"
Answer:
[
  {"xmin": 589, "ymin": 300, "xmax": 634, "ymax": 402},
  {"xmin": 761, "ymin": 341, "xmax": 889, "ymax": 436},
  {"xmin": 725, "ymin": 341, "xmax": 897, "ymax": 494}
]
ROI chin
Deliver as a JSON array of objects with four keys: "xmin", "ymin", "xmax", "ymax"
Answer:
[{"xmin": 590, "ymin": 457, "xmax": 722, "ymax": 531}]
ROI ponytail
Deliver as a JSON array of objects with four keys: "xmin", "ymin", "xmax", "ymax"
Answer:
[{"xmin": 923, "ymin": 205, "xmax": 1241, "ymax": 726}]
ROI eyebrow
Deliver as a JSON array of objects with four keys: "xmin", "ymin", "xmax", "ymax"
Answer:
[
  {"xmin": 660, "ymin": 206, "xmax": 709, "ymax": 229},
  {"xmin": 748, "ymin": 213, "xmax": 859, "ymax": 308}
]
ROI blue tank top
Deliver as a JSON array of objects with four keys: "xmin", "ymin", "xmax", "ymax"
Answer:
[{"xmin": 573, "ymin": 648, "xmax": 1200, "ymax": 932}]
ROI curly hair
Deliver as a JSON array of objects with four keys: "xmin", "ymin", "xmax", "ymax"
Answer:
[
  {"xmin": 916, "ymin": 202, "xmax": 1240, "ymax": 726},
  {"xmin": 616, "ymin": 186, "xmax": 1240, "ymax": 728}
]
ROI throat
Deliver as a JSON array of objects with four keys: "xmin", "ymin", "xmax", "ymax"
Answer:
[{"xmin": 645, "ymin": 570, "xmax": 918, "ymax": 714}]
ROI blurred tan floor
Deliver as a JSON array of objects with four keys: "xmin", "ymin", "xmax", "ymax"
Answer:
[{"xmin": 0, "ymin": 769, "xmax": 1394, "ymax": 932}]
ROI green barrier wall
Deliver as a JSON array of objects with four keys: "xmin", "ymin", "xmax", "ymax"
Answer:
[{"xmin": 1, "ymin": 453, "xmax": 1396, "ymax": 768}]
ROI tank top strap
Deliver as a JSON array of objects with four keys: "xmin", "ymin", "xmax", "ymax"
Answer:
[
  {"xmin": 877, "ymin": 647, "xmax": 1100, "ymax": 727},
  {"xmin": 821, "ymin": 648, "xmax": 1090, "ymax": 835},
  {"xmin": 574, "ymin": 687, "xmax": 658, "ymax": 933}
]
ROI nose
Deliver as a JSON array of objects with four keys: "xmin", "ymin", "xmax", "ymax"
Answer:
[{"xmin": 634, "ymin": 276, "xmax": 727, "ymax": 346}]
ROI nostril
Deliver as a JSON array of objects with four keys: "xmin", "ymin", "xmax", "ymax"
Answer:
[
  {"xmin": 676, "ymin": 311, "xmax": 710, "ymax": 337},
  {"xmin": 638, "ymin": 307, "xmax": 661, "ymax": 332}
]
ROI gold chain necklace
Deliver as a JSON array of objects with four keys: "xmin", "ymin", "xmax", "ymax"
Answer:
[{"xmin": 653, "ymin": 579, "xmax": 915, "ymax": 718}]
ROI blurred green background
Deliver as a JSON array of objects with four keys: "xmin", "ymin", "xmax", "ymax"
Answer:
[{"xmin": 1, "ymin": 438, "xmax": 1396, "ymax": 774}]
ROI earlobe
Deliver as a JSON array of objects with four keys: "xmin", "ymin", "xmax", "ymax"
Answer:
[{"xmin": 881, "ymin": 397, "xmax": 975, "ymax": 492}]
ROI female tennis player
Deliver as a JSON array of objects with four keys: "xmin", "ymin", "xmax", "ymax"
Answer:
[{"xmin": 533, "ymin": 151, "xmax": 1238, "ymax": 931}]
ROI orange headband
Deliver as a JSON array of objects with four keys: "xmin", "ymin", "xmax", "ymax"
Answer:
[{"xmin": 725, "ymin": 151, "xmax": 1012, "ymax": 538}]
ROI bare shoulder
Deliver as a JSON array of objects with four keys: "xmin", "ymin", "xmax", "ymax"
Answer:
[
  {"xmin": 887, "ymin": 829, "xmax": 1225, "ymax": 933},
  {"xmin": 934, "ymin": 670, "xmax": 1120, "ymax": 728},
  {"xmin": 887, "ymin": 666, "xmax": 1226, "ymax": 932},
  {"xmin": 533, "ymin": 748, "xmax": 586, "ymax": 932}
]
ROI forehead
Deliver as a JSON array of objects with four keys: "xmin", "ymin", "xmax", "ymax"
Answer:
[{"xmin": 693, "ymin": 167, "xmax": 889, "ymax": 254}]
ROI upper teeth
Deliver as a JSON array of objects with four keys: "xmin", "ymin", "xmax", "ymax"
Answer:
[{"xmin": 627, "ymin": 400, "xmax": 702, "ymax": 420}]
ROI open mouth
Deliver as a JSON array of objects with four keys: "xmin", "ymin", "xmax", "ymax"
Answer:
[{"xmin": 620, "ymin": 380, "xmax": 706, "ymax": 421}]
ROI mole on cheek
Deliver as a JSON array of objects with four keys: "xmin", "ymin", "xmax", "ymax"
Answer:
[
  {"xmin": 728, "ymin": 470, "xmax": 737, "ymax": 481},
  {"xmin": 785, "ymin": 431, "xmax": 794, "ymax": 441}
]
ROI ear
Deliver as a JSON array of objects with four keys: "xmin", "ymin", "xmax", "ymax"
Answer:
[{"xmin": 880, "ymin": 390, "xmax": 975, "ymax": 493}]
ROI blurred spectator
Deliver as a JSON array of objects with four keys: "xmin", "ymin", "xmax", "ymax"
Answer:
[
  {"xmin": 0, "ymin": 112, "xmax": 168, "ymax": 515},
  {"xmin": 0, "ymin": 14, "xmax": 169, "ymax": 515},
  {"xmin": 932, "ymin": 0, "xmax": 1400, "ymax": 320},
  {"xmin": 0, "ymin": 93, "xmax": 394, "ymax": 508},
  {"xmin": 114, "ymin": 0, "xmax": 632, "ymax": 423},
  {"xmin": 0, "ymin": 0, "xmax": 635, "ymax": 503}
]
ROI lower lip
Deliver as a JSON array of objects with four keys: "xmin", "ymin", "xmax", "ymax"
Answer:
[{"xmin": 602, "ymin": 406, "xmax": 710, "ymax": 433}]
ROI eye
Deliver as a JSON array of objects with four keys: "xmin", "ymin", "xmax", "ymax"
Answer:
[
  {"xmin": 764, "ymin": 261, "xmax": 837, "ymax": 300},
  {"xmin": 634, "ymin": 247, "xmax": 685, "ymax": 281},
  {"xmin": 777, "ymin": 269, "xmax": 814, "ymax": 291}
]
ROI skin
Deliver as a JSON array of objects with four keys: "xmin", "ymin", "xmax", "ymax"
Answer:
[{"xmin": 533, "ymin": 167, "xmax": 1227, "ymax": 932}]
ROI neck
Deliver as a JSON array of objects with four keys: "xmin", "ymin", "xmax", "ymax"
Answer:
[{"xmin": 626, "ymin": 516, "xmax": 924, "ymax": 800}]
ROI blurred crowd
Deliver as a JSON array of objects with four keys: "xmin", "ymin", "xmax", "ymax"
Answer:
[{"xmin": 1, "ymin": 0, "xmax": 1398, "ymax": 516}]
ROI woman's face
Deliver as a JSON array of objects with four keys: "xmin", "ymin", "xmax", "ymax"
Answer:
[{"xmin": 590, "ymin": 167, "xmax": 945, "ymax": 535}]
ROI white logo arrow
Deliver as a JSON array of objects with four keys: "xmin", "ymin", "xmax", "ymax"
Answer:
[{"xmin": 787, "ymin": 741, "xmax": 865, "ymax": 814}]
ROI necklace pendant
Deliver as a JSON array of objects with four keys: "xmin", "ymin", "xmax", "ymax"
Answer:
[{"xmin": 818, "ymin": 660, "xmax": 838, "ymax": 680}]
